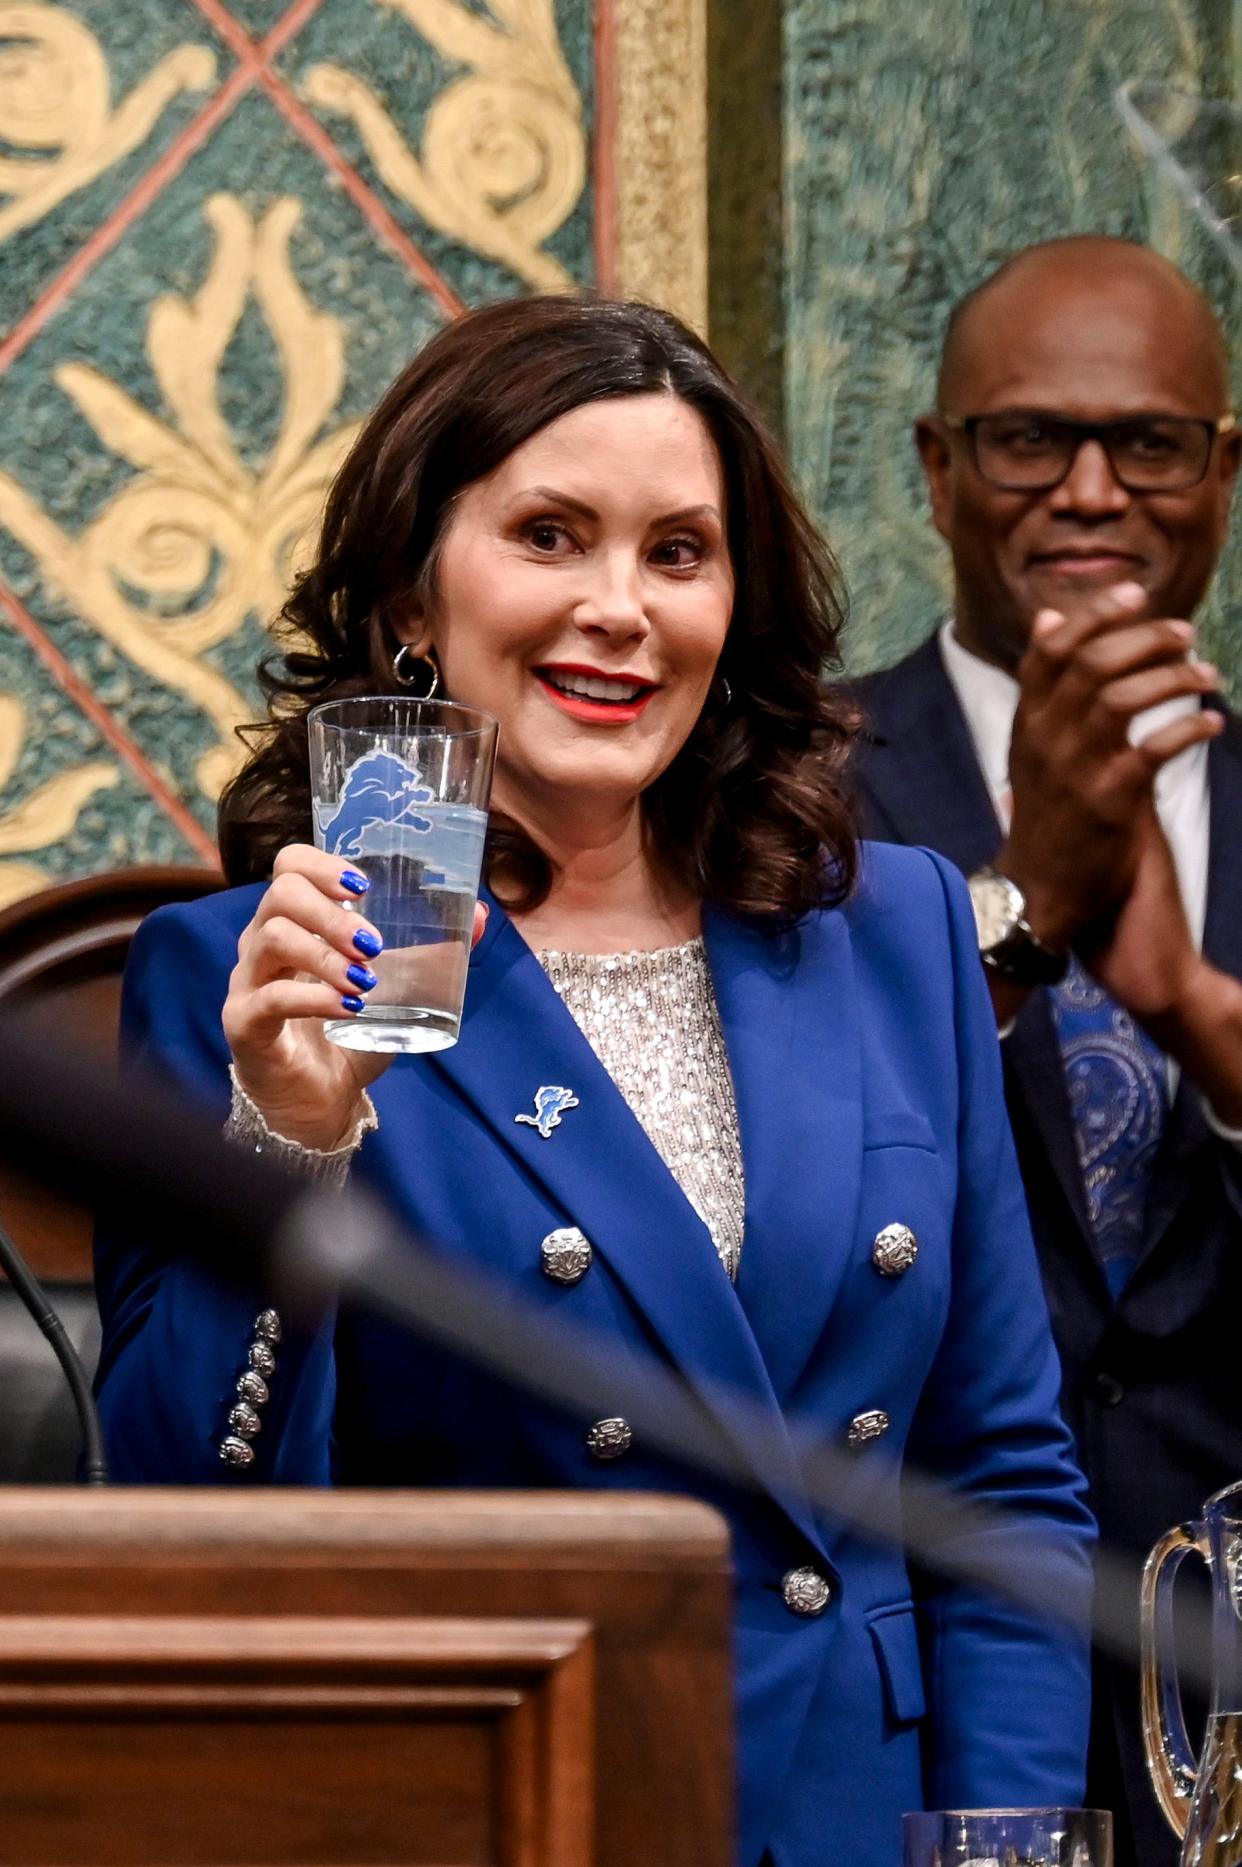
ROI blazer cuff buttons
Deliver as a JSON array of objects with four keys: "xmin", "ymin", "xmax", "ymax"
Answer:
[{"xmin": 219, "ymin": 1309, "xmax": 282, "ymax": 1469}]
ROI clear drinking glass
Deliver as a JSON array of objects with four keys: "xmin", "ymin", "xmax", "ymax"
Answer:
[
  {"xmin": 903, "ymin": 1810, "xmax": 1113, "ymax": 1867},
  {"xmin": 308, "ymin": 696, "xmax": 498, "ymax": 1055}
]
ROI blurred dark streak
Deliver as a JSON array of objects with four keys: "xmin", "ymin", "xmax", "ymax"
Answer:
[{"xmin": 0, "ymin": 1004, "xmax": 1212, "ymax": 1696}]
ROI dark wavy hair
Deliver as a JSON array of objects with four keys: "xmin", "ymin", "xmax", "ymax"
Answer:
[{"xmin": 218, "ymin": 294, "xmax": 859, "ymax": 919}]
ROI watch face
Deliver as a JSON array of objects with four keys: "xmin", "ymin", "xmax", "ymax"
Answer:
[{"xmin": 968, "ymin": 872, "xmax": 1022, "ymax": 950}]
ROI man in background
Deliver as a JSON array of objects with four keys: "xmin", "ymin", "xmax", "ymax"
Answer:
[{"xmin": 848, "ymin": 236, "xmax": 1242, "ymax": 1866}]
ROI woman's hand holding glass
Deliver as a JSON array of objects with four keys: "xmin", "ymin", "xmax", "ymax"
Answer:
[{"xmin": 222, "ymin": 843, "xmax": 485, "ymax": 1151}]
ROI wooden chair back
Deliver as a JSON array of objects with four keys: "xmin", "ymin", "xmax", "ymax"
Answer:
[{"xmin": 0, "ymin": 866, "xmax": 223, "ymax": 1281}]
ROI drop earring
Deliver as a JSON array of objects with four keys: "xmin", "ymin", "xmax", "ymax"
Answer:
[{"xmin": 392, "ymin": 645, "xmax": 441, "ymax": 698}]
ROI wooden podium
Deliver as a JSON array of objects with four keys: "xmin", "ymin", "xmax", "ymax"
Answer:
[{"xmin": 0, "ymin": 1489, "xmax": 733, "ymax": 1866}]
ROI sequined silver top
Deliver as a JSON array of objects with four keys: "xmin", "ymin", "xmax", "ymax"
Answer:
[
  {"xmin": 538, "ymin": 939, "xmax": 745, "ymax": 1278},
  {"xmin": 224, "ymin": 938, "xmax": 748, "ymax": 1275}
]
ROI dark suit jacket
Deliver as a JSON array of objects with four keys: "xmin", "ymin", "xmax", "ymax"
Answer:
[{"xmin": 848, "ymin": 632, "xmax": 1242, "ymax": 1867}]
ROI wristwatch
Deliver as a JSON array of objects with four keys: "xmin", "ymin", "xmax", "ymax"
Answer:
[{"xmin": 966, "ymin": 867, "xmax": 1069, "ymax": 986}]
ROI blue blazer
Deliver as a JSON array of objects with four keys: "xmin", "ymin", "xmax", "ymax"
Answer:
[{"xmin": 95, "ymin": 839, "xmax": 1094, "ymax": 1867}]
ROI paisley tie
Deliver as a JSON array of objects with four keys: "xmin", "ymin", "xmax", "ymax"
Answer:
[{"xmin": 1049, "ymin": 957, "xmax": 1167, "ymax": 1298}]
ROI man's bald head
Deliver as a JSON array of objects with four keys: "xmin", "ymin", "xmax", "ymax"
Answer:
[
  {"xmin": 937, "ymin": 236, "xmax": 1230, "ymax": 413},
  {"xmin": 917, "ymin": 234, "xmax": 1240, "ymax": 670}
]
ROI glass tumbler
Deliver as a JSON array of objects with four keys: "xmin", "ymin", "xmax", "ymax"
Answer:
[{"xmin": 308, "ymin": 695, "xmax": 498, "ymax": 1054}]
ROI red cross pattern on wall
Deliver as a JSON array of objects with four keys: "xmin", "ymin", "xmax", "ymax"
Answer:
[{"xmin": 0, "ymin": 0, "xmax": 617, "ymax": 878}]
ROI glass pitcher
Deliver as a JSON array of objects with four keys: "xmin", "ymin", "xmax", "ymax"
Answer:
[{"xmin": 1142, "ymin": 1479, "xmax": 1242, "ymax": 1864}]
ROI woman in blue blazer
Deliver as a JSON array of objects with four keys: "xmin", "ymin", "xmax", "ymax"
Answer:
[{"xmin": 95, "ymin": 296, "xmax": 1095, "ymax": 1867}]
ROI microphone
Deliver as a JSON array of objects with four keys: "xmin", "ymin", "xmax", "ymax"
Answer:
[
  {"xmin": 0, "ymin": 1005, "xmax": 1212, "ymax": 1695},
  {"xmin": 0, "ymin": 1216, "xmax": 106, "ymax": 1484}
]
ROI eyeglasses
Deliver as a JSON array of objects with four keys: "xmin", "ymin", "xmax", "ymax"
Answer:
[{"xmin": 940, "ymin": 409, "xmax": 1237, "ymax": 493}]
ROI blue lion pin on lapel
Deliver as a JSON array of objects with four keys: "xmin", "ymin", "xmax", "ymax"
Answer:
[{"xmin": 516, "ymin": 1086, "xmax": 579, "ymax": 1139}]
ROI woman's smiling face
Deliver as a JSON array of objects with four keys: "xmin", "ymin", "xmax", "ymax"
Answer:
[{"xmin": 404, "ymin": 393, "xmax": 735, "ymax": 825}]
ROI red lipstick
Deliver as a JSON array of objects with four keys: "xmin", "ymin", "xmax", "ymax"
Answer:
[{"xmin": 534, "ymin": 664, "xmax": 657, "ymax": 726}]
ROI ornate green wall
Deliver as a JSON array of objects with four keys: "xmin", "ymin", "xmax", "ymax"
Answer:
[
  {"xmin": 0, "ymin": 0, "xmax": 647, "ymax": 904},
  {"xmin": 8, "ymin": 0, "xmax": 1238, "ymax": 903},
  {"xmin": 783, "ymin": 0, "xmax": 1242, "ymax": 680}
]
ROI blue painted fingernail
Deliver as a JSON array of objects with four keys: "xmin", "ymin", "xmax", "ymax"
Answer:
[
  {"xmin": 341, "ymin": 995, "xmax": 366, "ymax": 1014},
  {"xmin": 352, "ymin": 928, "xmax": 382, "ymax": 957},
  {"xmin": 346, "ymin": 963, "xmax": 378, "ymax": 991},
  {"xmin": 340, "ymin": 869, "xmax": 369, "ymax": 895}
]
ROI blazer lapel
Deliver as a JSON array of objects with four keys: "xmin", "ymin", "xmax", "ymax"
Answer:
[
  {"xmin": 428, "ymin": 899, "xmax": 821, "ymax": 1543},
  {"xmin": 1142, "ymin": 707, "xmax": 1242, "ymax": 1254},
  {"xmin": 855, "ymin": 639, "xmax": 1093, "ymax": 1246},
  {"xmin": 852, "ymin": 636, "xmax": 1001, "ymax": 874},
  {"xmin": 1200, "ymin": 708, "xmax": 1242, "ymax": 985},
  {"xmin": 1002, "ymin": 997, "xmax": 1096, "ymax": 1246},
  {"xmin": 707, "ymin": 903, "xmax": 863, "ymax": 1405}
]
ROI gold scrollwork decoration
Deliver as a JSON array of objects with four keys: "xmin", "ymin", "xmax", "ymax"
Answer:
[
  {"xmin": 0, "ymin": 4, "xmax": 217, "ymax": 245},
  {"xmin": 0, "ymin": 691, "xmax": 117, "ymax": 907},
  {"xmin": 0, "ymin": 194, "xmax": 360, "ymax": 799},
  {"xmin": 303, "ymin": 0, "xmax": 585, "ymax": 292},
  {"xmin": 611, "ymin": 0, "xmax": 706, "ymax": 332}
]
